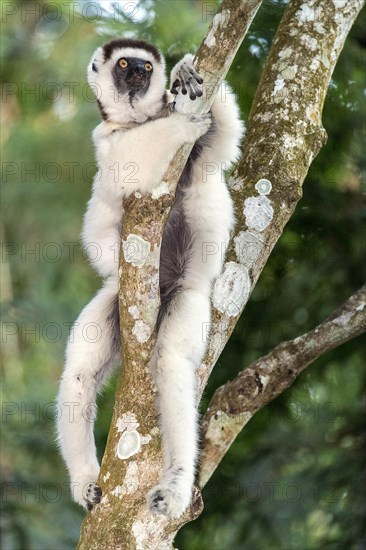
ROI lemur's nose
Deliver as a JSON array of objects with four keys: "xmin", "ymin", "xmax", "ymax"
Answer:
[{"xmin": 134, "ymin": 64, "xmax": 146, "ymax": 76}]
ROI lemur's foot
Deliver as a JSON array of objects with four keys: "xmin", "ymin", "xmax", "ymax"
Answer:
[
  {"xmin": 147, "ymin": 477, "xmax": 192, "ymax": 519},
  {"xmin": 71, "ymin": 473, "xmax": 102, "ymax": 510},
  {"xmin": 85, "ymin": 482, "xmax": 102, "ymax": 510}
]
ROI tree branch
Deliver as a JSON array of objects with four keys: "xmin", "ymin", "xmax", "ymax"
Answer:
[
  {"xmin": 159, "ymin": 0, "xmax": 264, "ymax": 200},
  {"xmin": 199, "ymin": 284, "xmax": 366, "ymax": 487},
  {"xmin": 197, "ymin": 0, "xmax": 365, "ymax": 397}
]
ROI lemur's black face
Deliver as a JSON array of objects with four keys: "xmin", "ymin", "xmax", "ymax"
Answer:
[{"xmin": 112, "ymin": 56, "xmax": 153, "ymax": 97}]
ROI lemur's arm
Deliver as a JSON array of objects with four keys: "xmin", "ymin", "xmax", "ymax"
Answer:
[
  {"xmin": 93, "ymin": 112, "xmax": 211, "ymax": 200},
  {"xmin": 169, "ymin": 54, "xmax": 244, "ymax": 165}
]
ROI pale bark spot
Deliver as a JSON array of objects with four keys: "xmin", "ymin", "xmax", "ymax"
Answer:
[
  {"xmin": 306, "ymin": 105, "xmax": 319, "ymax": 124},
  {"xmin": 132, "ymin": 518, "xmax": 172, "ymax": 550},
  {"xmin": 333, "ymin": 0, "xmax": 347, "ymax": 7},
  {"xmin": 116, "ymin": 412, "xmax": 139, "ymax": 433},
  {"xmin": 122, "ymin": 234, "xmax": 150, "ymax": 267},
  {"xmin": 272, "ymin": 78, "xmax": 285, "ymax": 96},
  {"xmin": 128, "ymin": 305, "xmax": 140, "ymax": 319},
  {"xmin": 321, "ymin": 54, "xmax": 331, "ymax": 68},
  {"xmin": 260, "ymin": 375, "xmax": 270, "ymax": 389},
  {"xmin": 204, "ymin": 10, "xmax": 231, "ymax": 48},
  {"xmin": 141, "ymin": 434, "xmax": 152, "ymax": 445},
  {"xmin": 212, "ymin": 261, "xmax": 250, "ymax": 316},
  {"xmin": 333, "ymin": 312, "xmax": 353, "ymax": 326},
  {"xmin": 301, "ymin": 35, "xmax": 319, "ymax": 51},
  {"xmin": 111, "ymin": 485, "xmax": 124, "ymax": 498},
  {"xmin": 132, "ymin": 320, "xmax": 152, "ymax": 343},
  {"xmin": 234, "ymin": 230, "xmax": 265, "ymax": 268},
  {"xmin": 228, "ymin": 174, "xmax": 243, "ymax": 190},
  {"xmin": 297, "ymin": 4, "xmax": 316, "ymax": 24},
  {"xmin": 314, "ymin": 20, "xmax": 325, "ymax": 33},
  {"xmin": 281, "ymin": 65, "xmax": 298, "ymax": 80},
  {"xmin": 278, "ymin": 47, "xmax": 293, "ymax": 59},
  {"xmin": 257, "ymin": 112, "xmax": 273, "ymax": 122},
  {"xmin": 243, "ymin": 196, "xmax": 274, "ymax": 232},
  {"xmin": 151, "ymin": 181, "xmax": 170, "ymax": 199},
  {"xmin": 310, "ymin": 58, "xmax": 320, "ymax": 71},
  {"xmin": 123, "ymin": 461, "xmax": 139, "ymax": 494},
  {"xmin": 117, "ymin": 430, "xmax": 141, "ymax": 459},
  {"xmin": 255, "ymin": 178, "xmax": 272, "ymax": 195}
]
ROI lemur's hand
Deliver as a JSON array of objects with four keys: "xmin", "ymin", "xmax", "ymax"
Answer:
[
  {"xmin": 170, "ymin": 112, "xmax": 212, "ymax": 142},
  {"xmin": 170, "ymin": 54, "xmax": 203, "ymax": 101}
]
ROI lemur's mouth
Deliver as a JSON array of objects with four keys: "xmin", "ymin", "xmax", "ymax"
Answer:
[{"xmin": 127, "ymin": 74, "xmax": 147, "ymax": 89}]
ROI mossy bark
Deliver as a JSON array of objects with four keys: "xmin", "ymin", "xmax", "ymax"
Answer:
[
  {"xmin": 200, "ymin": 284, "xmax": 366, "ymax": 486},
  {"xmin": 77, "ymin": 1, "xmax": 364, "ymax": 548}
]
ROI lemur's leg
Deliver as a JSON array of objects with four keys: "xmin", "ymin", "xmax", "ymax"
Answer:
[
  {"xmin": 57, "ymin": 276, "xmax": 120, "ymax": 509},
  {"xmin": 147, "ymin": 288, "xmax": 209, "ymax": 519},
  {"xmin": 147, "ymin": 142, "xmax": 237, "ymax": 520},
  {"xmin": 82, "ymin": 193, "xmax": 121, "ymax": 279}
]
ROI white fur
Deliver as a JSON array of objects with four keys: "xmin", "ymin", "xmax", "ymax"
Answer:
[
  {"xmin": 87, "ymin": 46, "xmax": 166, "ymax": 124},
  {"xmin": 57, "ymin": 42, "xmax": 244, "ymax": 516},
  {"xmin": 57, "ymin": 276, "xmax": 119, "ymax": 506}
]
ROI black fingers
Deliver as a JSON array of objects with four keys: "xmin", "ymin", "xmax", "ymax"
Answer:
[
  {"xmin": 171, "ymin": 62, "xmax": 204, "ymax": 101},
  {"xmin": 189, "ymin": 66, "xmax": 203, "ymax": 85},
  {"xmin": 85, "ymin": 483, "xmax": 102, "ymax": 511},
  {"xmin": 170, "ymin": 78, "xmax": 180, "ymax": 95},
  {"xmin": 149, "ymin": 489, "xmax": 168, "ymax": 513},
  {"xmin": 92, "ymin": 486, "xmax": 102, "ymax": 501},
  {"xmin": 187, "ymin": 77, "xmax": 203, "ymax": 100}
]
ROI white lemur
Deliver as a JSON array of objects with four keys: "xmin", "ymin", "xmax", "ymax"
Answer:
[{"xmin": 57, "ymin": 38, "xmax": 243, "ymax": 519}]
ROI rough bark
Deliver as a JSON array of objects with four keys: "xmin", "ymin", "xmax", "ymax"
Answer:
[
  {"xmin": 199, "ymin": 284, "xmax": 366, "ymax": 487},
  {"xmin": 198, "ymin": 0, "xmax": 365, "ymax": 396},
  {"xmin": 77, "ymin": 2, "xmax": 262, "ymax": 549},
  {"xmin": 77, "ymin": 1, "xmax": 365, "ymax": 548}
]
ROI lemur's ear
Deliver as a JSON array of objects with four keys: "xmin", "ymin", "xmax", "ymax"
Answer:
[{"xmin": 88, "ymin": 47, "xmax": 104, "ymax": 76}]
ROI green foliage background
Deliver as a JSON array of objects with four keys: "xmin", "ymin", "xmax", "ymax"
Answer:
[{"xmin": 1, "ymin": 1, "xmax": 365, "ymax": 548}]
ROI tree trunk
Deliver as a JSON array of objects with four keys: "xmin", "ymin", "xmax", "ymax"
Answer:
[{"xmin": 77, "ymin": 1, "xmax": 365, "ymax": 548}]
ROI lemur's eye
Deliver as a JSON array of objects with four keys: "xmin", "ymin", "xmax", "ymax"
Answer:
[
  {"xmin": 118, "ymin": 58, "xmax": 128, "ymax": 69},
  {"xmin": 145, "ymin": 62, "xmax": 153, "ymax": 72}
]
